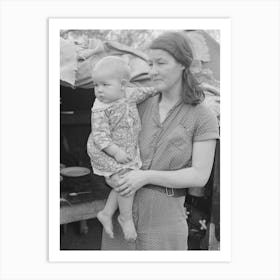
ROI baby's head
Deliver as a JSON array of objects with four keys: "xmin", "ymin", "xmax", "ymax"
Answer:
[{"xmin": 92, "ymin": 56, "xmax": 130, "ymax": 103}]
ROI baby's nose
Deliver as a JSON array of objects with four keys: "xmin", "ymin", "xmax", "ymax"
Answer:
[{"xmin": 96, "ymin": 86, "xmax": 103, "ymax": 92}]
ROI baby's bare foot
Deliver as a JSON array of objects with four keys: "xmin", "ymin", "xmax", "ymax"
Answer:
[
  {"xmin": 117, "ymin": 215, "xmax": 137, "ymax": 241},
  {"xmin": 97, "ymin": 211, "xmax": 114, "ymax": 238}
]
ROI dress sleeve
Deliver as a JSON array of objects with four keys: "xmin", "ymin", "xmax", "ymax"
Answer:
[
  {"xmin": 126, "ymin": 86, "xmax": 158, "ymax": 104},
  {"xmin": 193, "ymin": 105, "xmax": 220, "ymax": 142},
  {"xmin": 91, "ymin": 109, "xmax": 113, "ymax": 150}
]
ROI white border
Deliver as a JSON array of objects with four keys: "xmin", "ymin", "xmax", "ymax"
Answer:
[{"xmin": 49, "ymin": 18, "xmax": 231, "ymax": 262}]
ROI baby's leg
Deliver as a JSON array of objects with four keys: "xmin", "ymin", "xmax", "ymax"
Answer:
[
  {"xmin": 117, "ymin": 193, "xmax": 137, "ymax": 241},
  {"xmin": 97, "ymin": 189, "xmax": 118, "ymax": 238}
]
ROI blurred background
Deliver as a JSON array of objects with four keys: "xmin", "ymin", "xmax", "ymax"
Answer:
[{"xmin": 60, "ymin": 29, "xmax": 220, "ymax": 49}]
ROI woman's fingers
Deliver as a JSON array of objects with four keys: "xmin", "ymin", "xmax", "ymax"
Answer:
[
  {"xmin": 120, "ymin": 188, "xmax": 131, "ymax": 196},
  {"xmin": 115, "ymin": 182, "xmax": 130, "ymax": 192},
  {"xmin": 115, "ymin": 178, "xmax": 127, "ymax": 188},
  {"xmin": 120, "ymin": 186, "xmax": 135, "ymax": 197},
  {"xmin": 115, "ymin": 181, "xmax": 136, "ymax": 196},
  {"xmin": 122, "ymin": 192, "xmax": 134, "ymax": 197}
]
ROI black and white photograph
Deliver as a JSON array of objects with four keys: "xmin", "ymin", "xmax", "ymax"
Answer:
[
  {"xmin": 59, "ymin": 28, "xmax": 220, "ymax": 250},
  {"xmin": 1, "ymin": 0, "xmax": 280, "ymax": 279},
  {"xmin": 49, "ymin": 18, "xmax": 231, "ymax": 261}
]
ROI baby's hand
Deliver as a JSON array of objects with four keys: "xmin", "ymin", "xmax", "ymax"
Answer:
[{"xmin": 114, "ymin": 149, "xmax": 131, "ymax": 164}]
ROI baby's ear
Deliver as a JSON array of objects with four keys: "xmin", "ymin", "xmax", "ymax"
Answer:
[{"xmin": 120, "ymin": 79, "xmax": 128, "ymax": 87}]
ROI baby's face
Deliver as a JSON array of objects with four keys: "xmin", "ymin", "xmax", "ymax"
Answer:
[{"xmin": 93, "ymin": 70, "xmax": 124, "ymax": 104}]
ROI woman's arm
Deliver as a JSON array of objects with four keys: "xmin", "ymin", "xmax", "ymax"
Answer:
[{"xmin": 115, "ymin": 140, "xmax": 216, "ymax": 196}]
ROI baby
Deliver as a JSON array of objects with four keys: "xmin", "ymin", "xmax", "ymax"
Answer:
[{"xmin": 87, "ymin": 56, "xmax": 157, "ymax": 241}]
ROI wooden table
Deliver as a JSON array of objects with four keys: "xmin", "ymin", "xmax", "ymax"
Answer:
[
  {"xmin": 60, "ymin": 173, "xmax": 110, "ymax": 234},
  {"xmin": 60, "ymin": 199, "xmax": 106, "ymax": 224},
  {"xmin": 60, "ymin": 199, "xmax": 106, "ymax": 234}
]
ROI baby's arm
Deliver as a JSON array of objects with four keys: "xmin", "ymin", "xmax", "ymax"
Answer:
[
  {"xmin": 126, "ymin": 86, "xmax": 159, "ymax": 104},
  {"xmin": 92, "ymin": 110, "xmax": 130, "ymax": 163},
  {"xmin": 103, "ymin": 144, "xmax": 131, "ymax": 164}
]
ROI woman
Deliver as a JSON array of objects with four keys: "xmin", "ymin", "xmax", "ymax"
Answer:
[{"xmin": 101, "ymin": 31, "xmax": 219, "ymax": 250}]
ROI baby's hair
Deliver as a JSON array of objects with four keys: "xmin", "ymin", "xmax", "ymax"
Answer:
[{"xmin": 92, "ymin": 56, "xmax": 131, "ymax": 81}]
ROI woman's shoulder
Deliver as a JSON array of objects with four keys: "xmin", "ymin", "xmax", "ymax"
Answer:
[
  {"xmin": 189, "ymin": 102, "xmax": 219, "ymax": 139},
  {"xmin": 189, "ymin": 102, "xmax": 213, "ymax": 113},
  {"xmin": 186, "ymin": 102, "xmax": 217, "ymax": 120},
  {"xmin": 180, "ymin": 102, "xmax": 219, "ymax": 134}
]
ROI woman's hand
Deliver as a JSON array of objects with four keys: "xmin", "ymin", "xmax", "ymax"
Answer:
[{"xmin": 115, "ymin": 170, "xmax": 150, "ymax": 197}]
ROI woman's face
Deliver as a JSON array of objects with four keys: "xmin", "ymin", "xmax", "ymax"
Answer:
[{"xmin": 148, "ymin": 49, "xmax": 185, "ymax": 93}]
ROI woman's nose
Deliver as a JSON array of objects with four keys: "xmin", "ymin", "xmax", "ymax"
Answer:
[{"xmin": 149, "ymin": 64, "xmax": 159, "ymax": 76}]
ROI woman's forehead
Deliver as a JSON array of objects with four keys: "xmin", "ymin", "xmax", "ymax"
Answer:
[{"xmin": 147, "ymin": 49, "xmax": 174, "ymax": 60}]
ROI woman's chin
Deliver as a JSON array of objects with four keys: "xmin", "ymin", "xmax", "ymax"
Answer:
[{"xmin": 153, "ymin": 83, "xmax": 165, "ymax": 92}]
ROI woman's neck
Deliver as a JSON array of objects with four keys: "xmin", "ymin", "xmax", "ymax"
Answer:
[{"xmin": 160, "ymin": 81, "xmax": 183, "ymax": 105}]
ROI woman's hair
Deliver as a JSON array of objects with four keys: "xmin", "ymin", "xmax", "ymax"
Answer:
[{"xmin": 149, "ymin": 31, "xmax": 204, "ymax": 105}]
